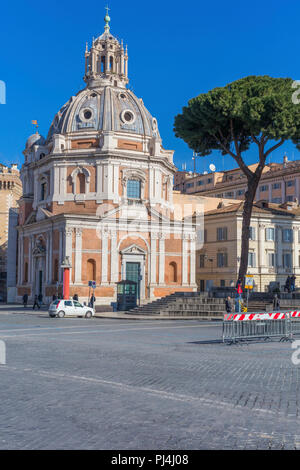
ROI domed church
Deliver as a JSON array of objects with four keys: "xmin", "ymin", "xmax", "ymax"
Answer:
[{"xmin": 17, "ymin": 11, "xmax": 198, "ymax": 305}]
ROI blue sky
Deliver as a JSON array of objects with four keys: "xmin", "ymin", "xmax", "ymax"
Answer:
[{"xmin": 1, "ymin": 0, "xmax": 300, "ymax": 172}]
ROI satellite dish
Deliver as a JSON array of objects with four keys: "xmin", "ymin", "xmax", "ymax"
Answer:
[
  {"xmin": 209, "ymin": 163, "xmax": 216, "ymax": 172},
  {"xmin": 203, "ymin": 171, "xmax": 208, "ymax": 175}
]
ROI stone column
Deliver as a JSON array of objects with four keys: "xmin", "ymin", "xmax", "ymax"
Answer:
[
  {"xmin": 110, "ymin": 231, "xmax": 118, "ymax": 283},
  {"xmin": 58, "ymin": 167, "xmax": 66, "ymax": 205},
  {"xmin": 65, "ymin": 228, "xmax": 73, "ymax": 282},
  {"xmin": 190, "ymin": 234, "xmax": 196, "ymax": 285},
  {"xmin": 150, "ymin": 234, "xmax": 158, "ymax": 284},
  {"xmin": 52, "ymin": 166, "xmax": 59, "ymax": 200},
  {"xmin": 45, "ymin": 234, "xmax": 50, "ymax": 283},
  {"xmin": 28, "ymin": 235, "xmax": 34, "ymax": 283},
  {"xmin": 158, "ymin": 233, "xmax": 165, "ymax": 285},
  {"xmin": 74, "ymin": 228, "xmax": 82, "ymax": 283},
  {"xmin": 101, "ymin": 229, "xmax": 109, "ymax": 284},
  {"xmin": 182, "ymin": 233, "xmax": 189, "ymax": 285}
]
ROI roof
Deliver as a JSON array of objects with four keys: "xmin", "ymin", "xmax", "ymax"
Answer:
[
  {"xmin": 46, "ymin": 87, "xmax": 160, "ymax": 142},
  {"xmin": 204, "ymin": 200, "xmax": 300, "ymax": 218}
]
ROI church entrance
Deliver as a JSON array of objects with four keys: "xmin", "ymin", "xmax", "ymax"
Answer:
[{"xmin": 126, "ymin": 262, "xmax": 141, "ymax": 300}]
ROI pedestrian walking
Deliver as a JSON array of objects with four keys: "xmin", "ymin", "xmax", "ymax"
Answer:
[
  {"xmin": 73, "ymin": 293, "xmax": 78, "ymax": 301},
  {"xmin": 22, "ymin": 293, "xmax": 28, "ymax": 308},
  {"xmin": 32, "ymin": 295, "xmax": 40, "ymax": 310},
  {"xmin": 89, "ymin": 294, "xmax": 96, "ymax": 308}
]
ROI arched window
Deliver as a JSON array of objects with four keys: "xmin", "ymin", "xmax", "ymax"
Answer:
[
  {"xmin": 87, "ymin": 259, "xmax": 96, "ymax": 281},
  {"xmin": 101, "ymin": 56, "xmax": 105, "ymax": 73},
  {"xmin": 169, "ymin": 262, "xmax": 177, "ymax": 283},
  {"xmin": 41, "ymin": 182, "xmax": 47, "ymax": 200},
  {"xmin": 24, "ymin": 262, "xmax": 28, "ymax": 283},
  {"xmin": 76, "ymin": 173, "xmax": 86, "ymax": 194}
]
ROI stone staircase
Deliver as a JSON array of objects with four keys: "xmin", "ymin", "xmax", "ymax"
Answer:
[{"xmin": 126, "ymin": 292, "xmax": 226, "ymax": 318}]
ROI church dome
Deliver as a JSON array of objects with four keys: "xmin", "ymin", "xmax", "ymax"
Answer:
[
  {"xmin": 26, "ymin": 132, "xmax": 45, "ymax": 149},
  {"xmin": 46, "ymin": 87, "xmax": 160, "ymax": 142},
  {"xmin": 46, "ymin": 12, "xmax": 161, "ymax": 144}
]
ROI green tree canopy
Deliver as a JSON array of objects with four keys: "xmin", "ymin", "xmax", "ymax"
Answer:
[{"xmin": 174, "ymin": 75, "xmax": 300, "ymax": 283}]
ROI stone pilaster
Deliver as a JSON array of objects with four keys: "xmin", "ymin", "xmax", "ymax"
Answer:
[
  {"xmin": 182, "ymin": 233, "xmax": 189, "ymax": 285},
  {"xmin": 101, "ymin": 229, "xmax": 109, "ymax": 284},
  {"xmin": 158, "ymin": 233, "xmax": 165, "ymax": 285},
  {"xmin": 190, "ymin": 233, "xmax": 196, "ymax": 285},
  {"xmin": 74, "ymin": 228, "xmax": 82, "ymax": 283},
  {"xmin": 110, "ymin": 231, "xmax": 118, "ymax": 282},
  {"xmin": 150, "ymin": 233, "xmax": 158, "ymax": 284}
]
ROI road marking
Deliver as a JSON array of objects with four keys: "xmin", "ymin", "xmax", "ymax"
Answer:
[{"xmin": 0, "ymin": 323, "xmax": 221, "ymax": 339}]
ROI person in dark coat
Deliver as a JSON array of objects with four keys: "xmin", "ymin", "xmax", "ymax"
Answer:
[
  {"xmin": 32, "ymin": 295, "xmax": 40, "ymax": 310},
  {"xmin": 38, "ymin": 293, "xmax": 43, "ymax": 305},
  {"xmin": 73, "ymin": 294, "xmax": 79, "ymax": 301},
  {"xmin": 225, "ymin": 296, "xmax": 232, "ymax": 313},
  {"xmin": 291, "ymin": 275, "xmax": 296, "ymax": 292},
  {"xmin": 22, "ymin": 293, "xmax": 28, "ymax": 308},
  {"xmin": 89, "ymin": 294, "xmax": 96, "ymax": 308},
  {"xmin": 285, "ymin": 276, "xmax": 291, "ymax": 293},
  {"xmin": 273, "ymin": 294, "xmax": 280, "ymax": 310}
]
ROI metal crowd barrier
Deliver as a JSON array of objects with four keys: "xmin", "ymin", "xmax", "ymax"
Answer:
[{"xmin": 222, "ymin": 311, "xmax": 300, "ymax": 343}]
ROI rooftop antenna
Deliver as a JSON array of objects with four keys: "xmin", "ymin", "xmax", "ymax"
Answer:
[{"xmin": 192, "ymin": 151, "xmax": 197, "ymax": 173}]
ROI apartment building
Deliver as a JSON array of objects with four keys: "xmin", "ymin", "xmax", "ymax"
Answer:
[
  {"xmin": 174, "ymin": 155, "xmax": 300, "ymax": 204},
  {"xmin": 197, "ymin": 200, "xmax": 300, "ymax": 292}
]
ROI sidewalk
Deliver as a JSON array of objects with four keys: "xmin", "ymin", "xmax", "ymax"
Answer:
[{"xmin": 0, "ymin": 304, "xmax": 223, "ymax": 321}]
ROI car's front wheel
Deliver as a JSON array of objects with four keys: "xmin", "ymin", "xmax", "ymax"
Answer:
[
  {"xmin": 57, "ymin": 311, "xmax": 65, "ymax": 318},
  {"xmin": 85, "ymin": 311, "xmax": 92, "ymax": 319}
]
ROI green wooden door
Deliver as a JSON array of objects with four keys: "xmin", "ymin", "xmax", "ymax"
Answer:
[{"xmin": 126, "ymin": 262, "xmax": 140, "ymax": 299}]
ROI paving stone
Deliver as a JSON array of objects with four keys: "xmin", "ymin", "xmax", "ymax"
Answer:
[{"xmin": 0, "ymin": 313, "xmax": 300, "ymax": 449}]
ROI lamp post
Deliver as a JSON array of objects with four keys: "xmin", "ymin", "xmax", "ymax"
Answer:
[{"xmin": 61, "ymin": 256, "xmax": 72, "ymax": 300}]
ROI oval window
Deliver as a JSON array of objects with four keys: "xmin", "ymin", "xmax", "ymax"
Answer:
[
  {"xmin": 124, "ymin": 111, "xmax": 133, "ymax": 122},
  {"xmin": 84, "ymin": 110, "xmax": 92, "ymax": 120}
]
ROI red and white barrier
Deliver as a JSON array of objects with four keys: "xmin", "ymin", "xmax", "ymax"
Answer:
[{"xmin": 224, "ymin": 312, "xmax": 295, "ymax": 321}]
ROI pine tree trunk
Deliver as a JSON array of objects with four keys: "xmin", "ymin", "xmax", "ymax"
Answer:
[{"xmin": 238, "ymin": 178, "xmax": 259, "ymax": 284}]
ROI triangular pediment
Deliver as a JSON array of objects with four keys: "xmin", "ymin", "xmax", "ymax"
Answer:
[
  {"xmin": 120, "ymin": 244, "xmax": 147, "ymax": 255},
  {"xmin": 98, "ymin": 202, "xmax": 173, "ymax": 224}
]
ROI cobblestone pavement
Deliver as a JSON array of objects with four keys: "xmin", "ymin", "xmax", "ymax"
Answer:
[{"xmin": 1, "ymin": 312, "xmax": 300, "ymax": 449}]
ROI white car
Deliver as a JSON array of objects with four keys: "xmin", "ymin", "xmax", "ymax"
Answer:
[{"xmin": 48, "ymin": 299, "xmax": 95, "ymax": 318}]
